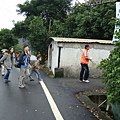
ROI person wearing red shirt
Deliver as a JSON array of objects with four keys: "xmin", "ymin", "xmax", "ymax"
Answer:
[{"xmin": 79, "ymin": 44, "xmax": 92, "ymax": 83}]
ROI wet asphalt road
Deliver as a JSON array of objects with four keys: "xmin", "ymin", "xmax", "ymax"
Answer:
[{"xmin": 0, "ymin": 68, "xmax": 97, "ymax": 120}]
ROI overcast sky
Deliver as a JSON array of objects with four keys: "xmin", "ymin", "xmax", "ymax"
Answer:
[{"xmin": 0, "ymin": 0, "xmax": 85, "ymax": 30}]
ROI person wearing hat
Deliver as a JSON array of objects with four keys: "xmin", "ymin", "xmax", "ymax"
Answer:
[
  {"xmin": 79, "ymin": 44, "xmax": 92, "ymax": 83},
  {"xmin": 0, "ymin": 49, "xmax": 8, "ymax": 76},
  {"xmin": 0, "ymin": 47, "xmax": 15, "ymax": 83}
]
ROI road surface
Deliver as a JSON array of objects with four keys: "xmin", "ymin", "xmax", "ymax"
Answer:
[{"xmin": 0, "ymin": 68, "xmax": 97, "ymax": 120}]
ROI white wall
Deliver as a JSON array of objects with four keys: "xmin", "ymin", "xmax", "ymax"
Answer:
[
  {"xmin": 60, "ymin": 48, "xmax": 81, "ymax": 77},
  {"xmin": 88, "ymin": 48, "xmax": 110, "ymax": 78},
  {"xmin": 48, "ymin": 42, "xmax": 114, "ymax": 78},
  {"xmin": 59, "ymin": 44, "xmax": 113, "ymax": 78}
]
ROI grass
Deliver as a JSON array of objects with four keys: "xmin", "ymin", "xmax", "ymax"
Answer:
[{"xmin": 42, "ymin": 65, "xmax": 54, "ymax": 78}]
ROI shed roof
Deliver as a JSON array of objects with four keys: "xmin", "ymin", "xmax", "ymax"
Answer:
[{"xmin": 49, "ymin": 37, "xmax": 113, "ymax": 44}]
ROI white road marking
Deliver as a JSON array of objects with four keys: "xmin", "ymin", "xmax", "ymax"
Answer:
[{"xmin": 40, "ymin": 81, "xmax": 64, "ymax": 120}]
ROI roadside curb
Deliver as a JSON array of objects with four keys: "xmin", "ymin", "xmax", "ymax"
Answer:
[{"xmin": 75, "ymin": 90, "xmax": 113, "ymax": 120}]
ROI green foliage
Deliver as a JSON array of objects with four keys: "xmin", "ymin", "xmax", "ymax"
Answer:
[
  {"xmin": 17, "ymin": 0, "xmax": 72, "ymax": 30},
  {"xmin": 98, "ymin": 19, "xmax": 120, "ymax": 103},
  {"xmin": 14, "ymin": 42, "xmax": 23, "ymax": 53},
  {"xmin": 0, "ymin": 29, "xmax": 18, "ymax": 50},
  {"xmin": 50, "ymin": 20, "xmax": 66, "ymax": 37},
  {"xmin": 27, "ymin": 16, "xmax": 49, "ymax": 62},
  {"xmin": 0, "ymin": 0, "xmax": 116, "ymax": 64},
  {"xmin": 49, "ymin": 2, "xmax": 115, "ymax": 39},
  {"xmin": 11, "ymin": 0, "xmax": 116, "ymax": 62},
  {"xmin": 15, "ymin": 0, "xmax": 72, "ymax": 58},
  {"xmin": 65, "ymin": 2, "xmax": 115, "ymax": 39},
  {"xmin": 114, "ymin": 19, "xmax": 120, "ymax": 39},
  {"xmin": 12, "ymin": 17, "xmax": 33, "ymax": 38},
  {"xmin": 14, "ymin": 0, "xmax": 116, "ymax": 61},
  {"xmin": 43, "ymin": 66, "xmax": 54, "ymax": 78},
  {"xmin": 86, "ymin": 0, "xmax": 116, "ymax": 5}
]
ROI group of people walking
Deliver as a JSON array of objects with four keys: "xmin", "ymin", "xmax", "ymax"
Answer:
[
  {"xmin": 0, "ymin": 43, "xmax": 92, "ymax": 87},
  {"xmin": 0, "ymin": 45, "xmax": 43, "ymax": 89}
]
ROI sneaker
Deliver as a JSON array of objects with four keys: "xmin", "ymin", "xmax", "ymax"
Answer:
[
  {"xmin": 40, "ymin": 79, "xmax": 43, "ymax": 81},
  {"xmin": 4, "ymin": 80, "xmax": 8, "ymax": 83},
  {"xmin": 30, "ymin": 78, "xmax": 35, "ymax": 81},
  {"xmin": 79, "ymin": 80, "xmax": 83, "ymax": 82},
  {"xmin": 19, "ymin": 85, "xmax": 25, "ymax": 88},
  {"xmin": 4, "ymin": 80, "xmax": 11, "ymax": 83},
  {"xmin": 7, "ymin": 80, "xmax": 11, "ymax": 82},
  {"xmin": 83, "ymin": 80, "xmax": 89, "ymax": 83}
]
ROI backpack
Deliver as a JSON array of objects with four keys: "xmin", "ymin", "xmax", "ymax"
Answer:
[
  {"xmin": 15, "ymin": 61, "xmax": 21, "ymax": 68},
  {"xmin": 15, "ymin": 52, "xmax": 26, "ymax": 68},
  {"xmin": 15, "ymin": 58, "xmax": 25, "ymax": 68},
  {"xmin": 31, "ymin": 60, "xmax": 40, "ymax": 70}
]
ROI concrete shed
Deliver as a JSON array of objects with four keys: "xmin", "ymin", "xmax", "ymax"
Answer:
[{"xmin": 47, "ymin": 37, "xmax": 114, "ymax": 78}]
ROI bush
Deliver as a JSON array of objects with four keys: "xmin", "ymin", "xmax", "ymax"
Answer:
[{"xmin": 98, "ymin": 19, "xmax": 120, "ymax": 104}]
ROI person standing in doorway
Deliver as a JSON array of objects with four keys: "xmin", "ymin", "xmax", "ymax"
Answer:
[
  {"xmin": 18, "ymin": 45, "xmax": 31, "ymax": 88},
  {"xmin": 0, "ymin": 47, "xmax": 15, "ymax": 83},
  {"xmin": 79, "ymin": 44, "xmax": 92, "ymax": 83}
]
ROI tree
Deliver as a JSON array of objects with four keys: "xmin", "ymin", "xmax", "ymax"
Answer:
[
  {"xmin": 98, "ymin": 19, "xmax": 120, "ymax": 103},
  {"xmin": 14, "ymin": 0, "xmax": 116, "ymax": 57},
  {"xmin": 14, "ymin": 42, "xmax": 24, "ymax": 53},
  {"xmin": 63, "ymin": 2, "xmax": 115, "ymax": 39},
  {"xmin": 86, "ymin": 0, "xmax": 116, "ymax": 5},
  {"xmin": 50, "ymin": 20, "xmax": 66, "ymax": 37},
  {"xmin": 0, "ymin": 29, "xmax": 18, "ymax": 50},
  {"xmin": 89, "ymin": 3, "xmax": 115, "ymax": 39},
  {"xmin": 28, "ymin": 16, "xmax": 49, "ymax": 61},
  {"xmin": 12, "ymin": 16, "xmax": 33, "ymax": 39},
  {"xmin": 16, "ymin": 0, "xmax": 72, "ymax": 31}
]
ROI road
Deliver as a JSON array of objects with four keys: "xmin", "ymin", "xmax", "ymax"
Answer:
[{"xmin": 0, "ymin": 68, "xmax": 97, "ymax": 120}]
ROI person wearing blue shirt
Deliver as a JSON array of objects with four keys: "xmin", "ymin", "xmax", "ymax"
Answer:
[{"xmin": 18, "ymin": 45, "xmax": 31, "ymax": 88}]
